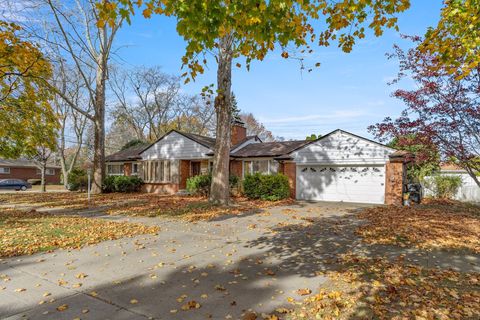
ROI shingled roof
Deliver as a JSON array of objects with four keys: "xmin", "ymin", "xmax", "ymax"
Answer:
[
  {"xmin": 105, "ymin": 143, "xmax": 150, "ymax": 162},
  {"xmin": 0, "ymin": 158, "xmax": 60, "ymax": 168},
  {"xmin": 230, "ymin": 140, "xmax": 310, "ymax": 158},
  {"xmin": 180, "ymin": 132, "xmax": 216, "ymax": 149}
]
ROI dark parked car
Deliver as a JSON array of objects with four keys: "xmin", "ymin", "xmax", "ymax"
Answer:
[{"xmin": 0, "ymin": 179, "xmax": 32, "ymax": 191}]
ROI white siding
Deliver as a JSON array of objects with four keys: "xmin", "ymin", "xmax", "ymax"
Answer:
[
  {"xmin": 424, "ymin": 172, "xmax": 480, "ymax": 203},
  {"xmin": 141, "ymin": 131, "xmax": 212, "ymax": 160},
  {"xmin": 291, "ymin": 130, "xmax": 394, "ymax": 165}
]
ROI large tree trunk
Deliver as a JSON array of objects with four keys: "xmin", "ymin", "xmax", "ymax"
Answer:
[
  {"xmin": 91, "ymin": 55, "xmax": 107, "ymax": 194},
  {"xmin": 209, "ymin": 36, "xmax": 233, "ymax": 205}
]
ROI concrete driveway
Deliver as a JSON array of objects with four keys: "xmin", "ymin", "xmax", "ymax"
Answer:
[{"xmin": 1, "ymin": 201, "xmax": 478, "ymax": 320}]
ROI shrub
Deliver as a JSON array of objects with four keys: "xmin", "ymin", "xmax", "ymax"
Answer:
[
  {"xmin": 426, "ymin": 175, "xmax": 462, "ymax": 199},
  {"xmin": 186, "ymin": 174, "xmax": 211, "ymax": 196},
  {"xmin": 103, "ymin": 175, "xmax": 143, "ymax": 193},
  {"xmin": 243, "ymin": 173, "xmax": 290, "ymax": 201},
  {"xmin": 67, "ymin": 169, "xmax": 88, "ymax": 191},
  {"xmin": 102, "ymin": 175, "xmax": 116, "ymax": 193},
  {"xmin": 186, "ymin": 174, "xmax": 240, "ymax": 196}
]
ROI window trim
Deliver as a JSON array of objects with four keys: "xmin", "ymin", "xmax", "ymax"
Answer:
[
  {"xmin": 242, "ymin": 159, "xmax": 279, "ymax": 177},
  {"xmin": 0, "ymin": 167, "xmax": 10, "ymax": 174},
  {"xmin": 36, "ymin": 168, "xmax": 56, "ymax": 175},
  {"xmin": 132, "ymin": 163, "xmax": 140, "ymax": 175},
  {"xmin": 107, "ymin": 163, "xmax": 124, "ymax": 176}
]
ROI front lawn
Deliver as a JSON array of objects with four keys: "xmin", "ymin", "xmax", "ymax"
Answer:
[
  {"xmin": 356, "ymin": 200, "xmax": 480, "ymax": 253},
  {"xmin": 0, "ymin": 192, "xmax": 293, "ymax": 221},
  {"xmin": 0, "ymin": 209, "xmax": 159, "ymax": 257},
  {"xmin": 105, "ymin": 195, "xmax": 294, "ymax": 221}
]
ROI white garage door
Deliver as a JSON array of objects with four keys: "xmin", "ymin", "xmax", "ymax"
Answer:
[{"xmin": 296, "ymin": 165, "xmax": 386, "ymax": 204}]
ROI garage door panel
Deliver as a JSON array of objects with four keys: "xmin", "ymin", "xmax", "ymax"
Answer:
[{"xmin": 296, "ymin": 165, "xmax": 385, "ymax": 204}]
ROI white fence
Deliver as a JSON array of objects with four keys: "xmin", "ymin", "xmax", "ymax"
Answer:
[{"xmin": 424, "ymin": 172, "xmax": 480, "ymax": 203}]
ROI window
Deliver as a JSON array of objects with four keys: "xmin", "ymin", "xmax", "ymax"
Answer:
[
  {"xmin": 36, "ymin": 168, "xmax": 56, "ymax": 175},
  {"xmin": 107, "ymin": 164, "xmax": 124, "ymax": 175},
  {"xmin": 208, "ymin": 161, "xmax": 214, "ymax": 173},
  {"xmin": 244, "ymin": 160, "xmax": 279, "ymax": 176},
  {"xmin": 142, "ymin": 160, "xmax": 172, "ymax": 183},
  {"xmin": 0, "ymin": 167, "xmax": 10, "ymax": 174},
  {"xmin": 132, "ymin": 163, "xmax": 140, "ymax": 175}
]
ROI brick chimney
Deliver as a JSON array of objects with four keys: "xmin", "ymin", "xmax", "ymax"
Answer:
[{"xmin": 231, "ymin": 119, "xmax": 247, "ymax": 146}]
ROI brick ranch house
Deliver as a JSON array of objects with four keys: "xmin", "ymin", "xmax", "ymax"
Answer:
[
  {"xmin": 106, "ymin": 121, "xmax": 410, "ymax": 205},
  {"xmin": 0, "ymin": 159, "xmax": 61, "ymax": 184}
]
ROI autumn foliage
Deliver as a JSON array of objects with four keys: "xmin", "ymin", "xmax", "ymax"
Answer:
[
  {"xmin": 0, "ymin": 208, "xmax": 159, "ymax": 258},
  {"xmin": 0, "ymin": 21, "xmax": 57, "ymax": 157},
  {"xmin": 357, "ymin": 200, "xmax": 480, "ymax": 253},
  {"xmin": 370, "ymin": 36, "xmax": 480, "ymax": 186}
]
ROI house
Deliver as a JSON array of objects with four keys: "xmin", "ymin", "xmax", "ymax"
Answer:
[
  {"xmin": 0, "ymin": 159, "xmax": 61, "ymax": 184},
  {"xmin": 106, "ymin": 121, "xmax": 410, "ymax": 205},
  {"xmin": 425, "ymin": 163, "xmax": 480, "ymax": 202}
]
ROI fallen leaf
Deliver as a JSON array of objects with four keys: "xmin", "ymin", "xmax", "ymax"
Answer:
[{"xmin": 56, "ymin": 304, "xmax": 68, "ymax": 311}]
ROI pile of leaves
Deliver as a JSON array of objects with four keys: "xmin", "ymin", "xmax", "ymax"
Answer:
[
  {"xmin": 356, "ymin": 201, "xmax": 480, "ymax": 253},
  {"xmin": 0, "ymin": 209, "xmax": 159, "ymax": 257},
  {"xmin": 288, "ymin": 254, "xmax": 479, "ymax": 320}
]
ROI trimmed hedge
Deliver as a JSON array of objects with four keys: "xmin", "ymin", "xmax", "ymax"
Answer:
[
  {"xmin": 186, "ymin": 174, "xmax": 239, "ymax": 196},
  {"xmin": 243, "ymin": 173, "xmax": 290, "ymax": 201},
  {"xmin": 103, "ymin": 175, "xmax": 143, "ymax": 193}
]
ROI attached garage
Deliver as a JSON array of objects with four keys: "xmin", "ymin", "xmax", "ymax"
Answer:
[
  {"xmin": 296, "ymin": 164, "xmax": 386, "ymax": 204},
  {"xmin": 290, "ymin": 130, "xmax": 396, "ymax": 204}
]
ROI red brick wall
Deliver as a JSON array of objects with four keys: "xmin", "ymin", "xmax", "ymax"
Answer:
[
  {"xmin": 281, "ymin": 162, "xmax": 296, "ymax": 199},
  {"xmin": 231, "ymin": 125, "xmax": 247, "ymax": 146},
  {"xmin": 179, "ymin": 160, "xmax": 190, "ymax": 189},
  {"xmin": 385, "ymin": 161, "xmax": 405, "ymax": 205},
  {"xmin": 229, "ymin": 160, "xmax": 243, "ymax": 177},
  {"xmin": 142, "ymin": 183, "xmax": 179, "ymax": 194},
  {"xmin": 0, "ymin": 167, "xmax": 61, "ymax": 184}
]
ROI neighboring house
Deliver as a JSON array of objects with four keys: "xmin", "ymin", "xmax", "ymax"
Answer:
[
  {"xmin": 425, "ymin": 163, "xmax": 480, "ymax": 202},
  {"xmin": 0, "ymin": 159, "xmax": 61, "ymax": 184},
  {"xmin": 106, "ymin": 121, "xmax": 410, "ymax": 205}
]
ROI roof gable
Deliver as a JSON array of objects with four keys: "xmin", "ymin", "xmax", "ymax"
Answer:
[
  {"xmin": 140, "ymin": 130, "xmax": 213, "ymax": 160},
  {"xmin": 291, "ymin": 129, "xmax": 395, "ymax": 164},
  {"xmin": 140, "ymin": 130, "xmax": 215, "ymax": 155}
]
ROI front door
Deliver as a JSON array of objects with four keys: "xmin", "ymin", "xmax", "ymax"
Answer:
[{"xmin": 191, "ymin": 162, "xmax": 201, "ymax": 177}]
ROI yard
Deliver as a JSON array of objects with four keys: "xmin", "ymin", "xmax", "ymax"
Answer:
[
  {"xmin": 0, "ymin": 192, "xmax": 293, "ymax": 221},
  {"xmin": 0, "ymin": 193, "xmax": 478, "ymax": 319}
]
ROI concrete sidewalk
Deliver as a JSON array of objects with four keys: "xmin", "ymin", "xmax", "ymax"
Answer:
[{"xmin": 1, "ymin": 202, "xmax": 478, "ymax": 320}]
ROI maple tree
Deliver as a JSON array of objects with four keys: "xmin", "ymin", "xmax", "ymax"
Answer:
[
  {"xmin": 0, "ymin": 21, "xmax": 58, "ymax": 158},
  {"xmin": 369, "ymin": 36, "xmax": 480, "ymax": 187},
  {"xmin": 421, "ymin": 0, "xmax": 480, "ymax": 76},
  {"xmin": 387, "ymin": 134, "xmax": 440, "ymax": 182},
  {"xmin": 99, "ymin": 0, "xmax": 410, "ymax": 204}
]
